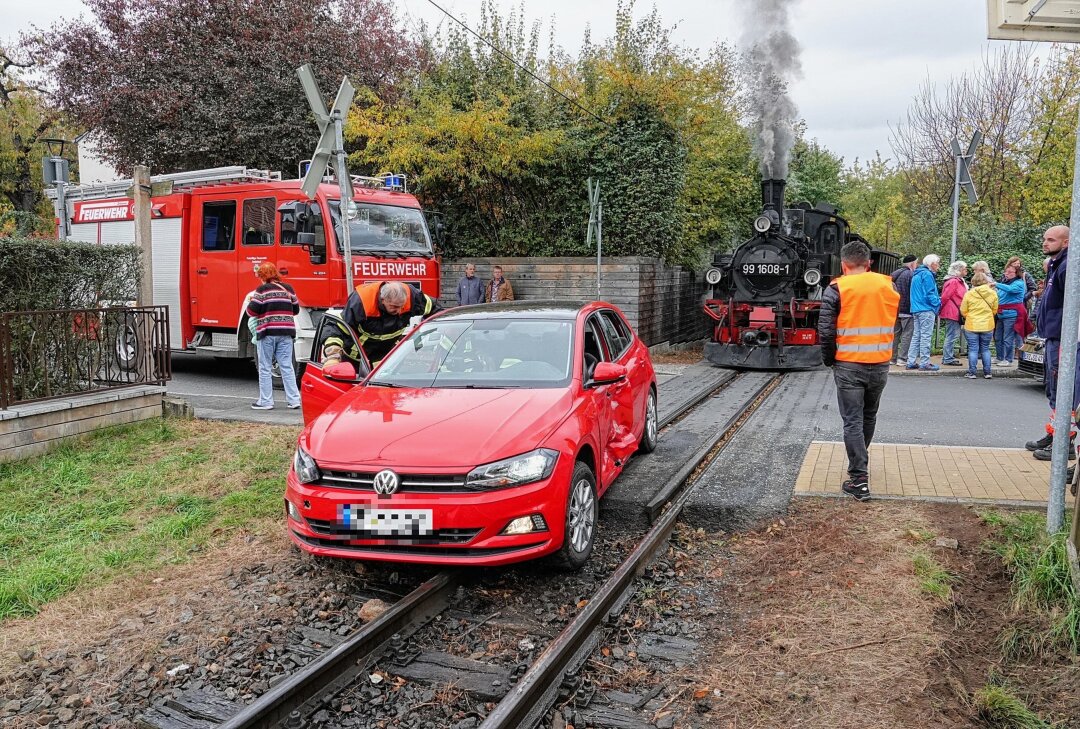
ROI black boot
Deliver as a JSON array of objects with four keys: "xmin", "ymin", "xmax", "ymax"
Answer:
[
  {"xmin": 1033, "ymin": 435, "xmax": 1076, "ymax": 461},
  {"xmin": 1026, "ymin": 433, "xmax": 1053, "ymax": 451}
]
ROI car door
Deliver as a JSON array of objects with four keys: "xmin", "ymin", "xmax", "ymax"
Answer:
[
  {"xmin": 593, "ymin": 311, "xmax": 638, "ymax": 468},
  {"xmin": 598, "ymin": 309, "xmax": 649, "ymax": 445},
  {"xmin": 299, "ymin": 313, "xmax": 371, "ymax": 423}
]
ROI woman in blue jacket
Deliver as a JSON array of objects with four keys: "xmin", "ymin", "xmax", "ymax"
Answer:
[{"xmin": 993, "ymin": 263, "xmax": 1027, "ymax": 366}]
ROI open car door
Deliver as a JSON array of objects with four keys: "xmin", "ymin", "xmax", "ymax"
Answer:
[{"xmin": 300, "ymin": 313, "xmax": 371, "ymax": 424}]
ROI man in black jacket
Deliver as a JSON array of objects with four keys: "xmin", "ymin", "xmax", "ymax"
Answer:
[{"xmin": 890, "ymin": 254, "xmax": 917, "ymax": 365}]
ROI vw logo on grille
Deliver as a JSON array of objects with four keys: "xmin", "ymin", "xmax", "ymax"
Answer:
[{"xmin": 373, "ymin": 469, "xmax": 400, "ymax": 496}]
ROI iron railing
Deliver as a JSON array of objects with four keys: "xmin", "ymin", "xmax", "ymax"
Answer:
[{"xmin": 0, "ymin": 306, "xmax": 170, "ymax": 409}]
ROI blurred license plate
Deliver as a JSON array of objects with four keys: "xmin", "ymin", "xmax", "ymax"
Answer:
[
  {"xmin": 340, "ymin": 506, "xmax": 433, "ymax": 536},
  {"xmin": 1020, "ymin": 351, "xmax": 1044, "ymax": 364}
]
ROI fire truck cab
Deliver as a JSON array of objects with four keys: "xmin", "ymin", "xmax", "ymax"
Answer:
[{"xmin": 55, "ymin": 166, "xmax": 441, "ymax": 371}]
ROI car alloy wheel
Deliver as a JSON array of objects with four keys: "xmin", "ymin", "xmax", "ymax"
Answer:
[
  {"xmin": 638, "ymin": 388, "xmax": 658, "ymax": 454},
  {"xmin": 557, "ymin": 461, "xmax": 597, "ymax": 570}
]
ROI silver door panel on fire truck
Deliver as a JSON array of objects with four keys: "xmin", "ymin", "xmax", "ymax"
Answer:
[
  {"xmin": 69, "ymin": 224, "xmax": 99, "ymax": 244},
  {"xmin": 151, "ymin": 219, "xmax": 184, "ymax": 350}
]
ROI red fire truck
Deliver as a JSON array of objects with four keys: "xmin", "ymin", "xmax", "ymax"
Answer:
[{"xmin": 55, "ymin": 166, "xmax": 441, "ymax": 371}]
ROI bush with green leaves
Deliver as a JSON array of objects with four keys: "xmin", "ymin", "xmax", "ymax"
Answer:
[{"xmin": 0, "ymin": 236, "xmax": 141, "ymax": 312}]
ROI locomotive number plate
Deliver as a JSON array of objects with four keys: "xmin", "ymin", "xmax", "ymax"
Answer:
[{"xmin": 742, "ymin": 263, "xmax": 791, "ymax": 276}]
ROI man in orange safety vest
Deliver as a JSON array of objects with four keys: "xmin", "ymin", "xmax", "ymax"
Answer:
[{"xmin": 818, "ymin": 241, "xmax": 900, "ymax": 501}]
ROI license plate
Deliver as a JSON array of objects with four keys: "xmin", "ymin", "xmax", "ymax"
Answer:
[
  {"xmin": 1021, "ymin": 351, "xmax": 1044, "ymax": 364},
  {"xmin": 339, "ymin": 505, "xmax": 433, "ymax": 536}
]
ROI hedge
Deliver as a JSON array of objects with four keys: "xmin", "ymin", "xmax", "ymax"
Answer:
[{"xmin": 0, "ymin": 237, "xmax": 142, "ymax": 312}]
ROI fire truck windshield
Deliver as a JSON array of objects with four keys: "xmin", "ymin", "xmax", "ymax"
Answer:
[{"xmin": 328, "ymin": 201, "xmax": 434, "ymax": 258}]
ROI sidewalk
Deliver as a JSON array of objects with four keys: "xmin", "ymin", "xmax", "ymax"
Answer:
[
  {"xmin": 889, "ymin": 354, "xmax": 1033, "ymax": 378},
  {"xmin": 795, "ymin": 440, "xmax": 1075, "ymax": 507}
]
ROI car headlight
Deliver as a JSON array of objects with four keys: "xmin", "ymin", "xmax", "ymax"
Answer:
[
  {"xmin": 293, "ymin": 446, "xmax": 320, "ymax": 484},
  {"xmin": 465, "ymin": 449, "xmax": 559, "ymax": 490}
]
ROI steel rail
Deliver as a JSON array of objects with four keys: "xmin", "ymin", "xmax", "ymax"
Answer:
[
  {"xmin": 480, "ymin": 374, "xmax": 782, "ymax": 729},
  {"xmin": 218, "ymin": 570, "xmax": 460, "ymax": 729}
]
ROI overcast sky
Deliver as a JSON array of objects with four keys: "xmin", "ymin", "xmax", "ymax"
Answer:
[{"xmin": 1, "ymin": 0, "xmax": 1019, "ymax": 166}]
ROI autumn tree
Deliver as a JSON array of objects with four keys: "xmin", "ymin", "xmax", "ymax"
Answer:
[
  {"xmin": 0, "ymin": 45, "xmax": 71, "ymax": 228},
  {"xmin": 36, "ymin": 0, "xmax": 418, "ymax": 175},
  {"xmin": 786, "ymin": 138, "xmax": 844, "ymax": 207}
]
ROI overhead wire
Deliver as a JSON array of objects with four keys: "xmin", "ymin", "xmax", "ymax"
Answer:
[{"xmin": 421, "ymin": 0, "xmax": 610, "ymax": 127}]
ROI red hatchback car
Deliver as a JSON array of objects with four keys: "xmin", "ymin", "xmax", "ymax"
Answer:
[{"xmin": 286, "ymin": 301, "xmax": 658, "ymax": 568}]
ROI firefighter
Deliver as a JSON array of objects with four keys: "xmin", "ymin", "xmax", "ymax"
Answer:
[
  {"xmin": 818, "ymin": 241, "xmax": 901, "ymax": 502},
  {"xmin": 340, "ymin": 281, "xmax": 443, "ymax": 365}
]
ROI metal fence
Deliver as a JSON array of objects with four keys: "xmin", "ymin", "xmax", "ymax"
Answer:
[{"xmin": 0, "ymin": 306, "xmax": 170, "ymax": 409}]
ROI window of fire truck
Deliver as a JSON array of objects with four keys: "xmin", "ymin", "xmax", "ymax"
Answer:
[
  {"xmin": 327, "ymin": 201, "xmax": 433, "ymax": 257},
  {"xmin": 242, "ymin": 197, "xmax": 274, "ymax": 246},
  {"xmin": 202, "ymin": 201, "xmax": 236, "ymax": 251}
]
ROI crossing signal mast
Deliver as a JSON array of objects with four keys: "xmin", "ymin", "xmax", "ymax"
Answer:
[{"xmin": 948, "ymin": 130, "xmax": 981, "ymax": 266}]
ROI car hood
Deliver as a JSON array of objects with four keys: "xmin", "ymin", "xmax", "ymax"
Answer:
[{"xmin": 305, "ymin": 386, "xmax": 575, "ymax": 470}]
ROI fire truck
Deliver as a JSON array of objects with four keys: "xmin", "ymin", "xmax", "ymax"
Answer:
[{"xmin": 53, "ymin": 166, "xmax": 441, "ymax": 372}]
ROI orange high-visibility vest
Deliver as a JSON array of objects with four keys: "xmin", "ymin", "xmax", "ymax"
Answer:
[
  {"xmin": 356, "ymin": 282, "xmax": 412, "ymax": 318},
  {"xmin": 835, "ymin": 272, "xmax": 900, "ymax": 364}
]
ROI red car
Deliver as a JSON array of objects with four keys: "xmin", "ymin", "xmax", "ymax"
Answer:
[{"xmin": 286, "ymin": 301, "xmax": 658, "ymax": 568}]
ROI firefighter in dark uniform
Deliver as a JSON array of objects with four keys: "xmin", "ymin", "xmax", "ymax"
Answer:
[{"xmin": 335, "ymin": 281, "xmax": 442, "ymax": 365}]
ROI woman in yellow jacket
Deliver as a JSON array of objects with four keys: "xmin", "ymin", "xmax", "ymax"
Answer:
[{"xmin": 960, "ymin": 271, "xmax": 999, "ymax": 379}]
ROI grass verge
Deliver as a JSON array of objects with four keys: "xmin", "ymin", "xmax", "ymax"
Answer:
[
  {"xmin": 980, "ymin": 510, "xmax": 1080, "ymax": 655},
  {"xmin": 0, "ymin": 418, "xmax": 299, "ymax": 620},
  {"xmin": 973, "ymin": 683, "xmax": 1053, "ymax": 729},
  {"xmin": 912, "ymin": 549, "xmax": 954, "ymax": 603}
]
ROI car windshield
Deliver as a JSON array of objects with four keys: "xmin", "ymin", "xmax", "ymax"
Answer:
[
  {"xmin": 369, "ymin": 318, "xmax": 575, "ymax": 389},
  {"xmin": 328, "ymin": 201, "xmax": 433, "ymax": 257}
]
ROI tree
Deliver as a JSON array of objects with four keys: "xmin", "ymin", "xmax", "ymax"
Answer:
[
  {"xmin": 786, "ymin": 138, "xmax": 844, "ymax": 207},
  {"xmin": 838, "ymin": 154, "xmax": 910, "ymax": 251},
  {"xmin": 1023, "ymin": 46, "xmax": 1080, "ymax": 224},
  {"xmin": 37, "ymin": 0, "xmax": 417, "ymax": 175},
  {"xmin": 0, "ymin": 46, "xmax": 70, "ymax": 224}
]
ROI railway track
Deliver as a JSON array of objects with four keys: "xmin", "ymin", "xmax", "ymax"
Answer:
[{"xmin": 139, "ymin": 369, "xmax": 779, "ymax": 729}]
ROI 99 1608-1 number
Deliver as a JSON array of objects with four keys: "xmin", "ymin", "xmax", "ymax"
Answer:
[{"xmin": 743, "ymin": 263, "xmax": 787, "ymax": 275}]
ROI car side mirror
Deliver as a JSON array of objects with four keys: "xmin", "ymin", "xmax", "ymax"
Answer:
[
  {"xmin": 323, "ymin": 361, "xmax": 358, "ymax": 382},
  {"xmin": 590, "ymin": 361, "xmax": 627, "ymax": 385}
]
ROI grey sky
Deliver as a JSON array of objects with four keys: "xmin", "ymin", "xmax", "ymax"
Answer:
[{"xmin": 1, "ymin": 0, "xmax": 1019, "ymax": 166}]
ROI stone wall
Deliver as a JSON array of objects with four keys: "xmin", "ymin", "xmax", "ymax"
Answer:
[
  {"xmin": 438, "ymin": 257, "xmax": 709, "ymax": 347},
  {"xmin": 0, "ymin": 386, "xmax": 165, "ymax": 463}
]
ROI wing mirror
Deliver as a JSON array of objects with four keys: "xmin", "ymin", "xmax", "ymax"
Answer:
[
  {"xmin": 323, "ymin": 361, "xmax": 359, "ymax": 382},
  {"xmin": 590, "ymin": 361, "xmax": 627, "ymax": 385}
]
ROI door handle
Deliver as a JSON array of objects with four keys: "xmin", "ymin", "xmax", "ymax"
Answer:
[
  {"xmin": 302, "ymin": 381, "xmax": 314, "ymax": 392},
  {"xmin": 197, "ymin": 268, "xmax": 208, "ymax": 275},
  {"xmin": 279, "ymin": 268, "xmax": 289, "ymax": 275}
]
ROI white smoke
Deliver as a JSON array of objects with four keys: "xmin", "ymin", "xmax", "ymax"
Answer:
[{"xmin": 740, "ymin": 0, "xmax": 802, "ymax": 179}]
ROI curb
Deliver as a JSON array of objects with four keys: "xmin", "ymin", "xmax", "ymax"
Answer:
[{"xmin": 889, "ymin": 367, "xmax": 1035, "ymax": 379}]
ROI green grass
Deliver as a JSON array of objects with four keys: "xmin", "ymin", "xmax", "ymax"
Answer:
[
  {"xmin": 973, "ymin": 684, "xmax": 1053, "ymax": 729},
  {"xmin": 912, "ymin": 549, "xmax": 954, "ymax": 602},
  {"xmin": 0, "ymin": 419, "xmax": 297, "ymax": 620},
  {"xmin": 981, "ymin": 510, "xmax": 1080, "ymax": 655}
]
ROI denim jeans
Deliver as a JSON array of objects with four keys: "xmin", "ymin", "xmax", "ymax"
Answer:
[
  {"xmin": 964, "ymin": 331, "xmax": 992, "ymax": 375},
  {"xmin": 893, "ymin": 314, "xmax": 913, "ymax": 361},
  {"xmin": 994, "ymin": 312, "xmax": 1018, "ymax": 363},
  {"xmin": 907, "ymin": 311, "xmax": 935, "ymax": 367},
  {"xmin": 256, "ymin": 335, "xmax": 301, "ymax": 407},
  {"xmin": 833, "ymin": 362, "xmax": 890, "ymax": 481},
  {"xmin": 942, "ymin": 318, "xmax": 964, "ymax": 362}
]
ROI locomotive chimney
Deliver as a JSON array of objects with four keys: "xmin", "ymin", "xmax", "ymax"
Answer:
[{"xmin": 760, "ymin": 178, "xmax": 786, "ymax": 213}]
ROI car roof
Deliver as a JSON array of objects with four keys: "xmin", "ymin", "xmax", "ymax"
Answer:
[{"xmin": 435, "ymin": 300, "xmax": 603, "ymax": 321}]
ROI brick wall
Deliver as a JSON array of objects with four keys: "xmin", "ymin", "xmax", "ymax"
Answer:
[
  {"xmin": 0, "ymin": 386, "xmax": 165, "ymax": 463},
  {"xmin": 438, "ymin": 257, "xmax": 709, "ymax": 347}
]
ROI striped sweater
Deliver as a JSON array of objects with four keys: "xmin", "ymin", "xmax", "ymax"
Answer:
[{"xmin": 246, "ymin": 282, "xmax": 299, "ymax": 339}]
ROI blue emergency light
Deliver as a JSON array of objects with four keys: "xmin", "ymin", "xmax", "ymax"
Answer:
[{"xmin": 385, "ymin": 174, "xmax": 404, "ymax": 190}]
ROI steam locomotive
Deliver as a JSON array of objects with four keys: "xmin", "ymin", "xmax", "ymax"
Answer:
[{"xmin": 703, "ymin": 179, "xmax": 899, "ymax": 370}]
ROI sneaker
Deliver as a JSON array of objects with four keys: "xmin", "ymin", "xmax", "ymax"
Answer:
[
  {"xmin": 1026, "ymin": 434, "xmax": 1053, "ymax": 451},
  {"xmin": 1033, "ymin": 444, "xmax": 1077, "ymax": 461},
  {"xmin": 943, "ymin": 360, "xmax": 963, "ymax": 366},
  {"xmin": 984, "ymin": 374, "xmax": 992, "ymax": 379},
  {"xmin": 905, "ymin": 363, "xmax": 919, "ymax": 370},
  {"xmin": 251, "ymin": 402, "xmax": 274, "ymax": 410},
  {"xmin": 894, "ymin": 359, "xmax": 905, "ymax": 366},
  {"xmin": 287, "ymin": 402, "xmax": 302, "ymax": 409},
  {"xmin": 842, "ymin": 479, "xmax": 871, "ymax": 502},
  {"xmin": 965, "ymin": 372, "xmax": 977, "ymax": 379},
  {"xmin": 919, "ymin": 364, "xmax": 940, "ymax": 371}
]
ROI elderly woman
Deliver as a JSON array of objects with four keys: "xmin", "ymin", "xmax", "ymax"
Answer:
[
  {"xmin": 972, "ymin": 260, "xmax": 994, "ymax": 284},
  {"xmin": 939, "ymin": 260, "xmax": 969, "ymax": 365}
]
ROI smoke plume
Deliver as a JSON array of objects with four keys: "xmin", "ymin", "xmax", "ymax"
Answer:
[{"xmin": 740, "ymin": 0, "xmax": 802, "ymax": 179}]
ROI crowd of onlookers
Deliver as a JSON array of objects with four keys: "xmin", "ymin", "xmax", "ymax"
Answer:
[{"xmin": 891, "ymin": 253, "xmax": 1039, "ymax": 378}]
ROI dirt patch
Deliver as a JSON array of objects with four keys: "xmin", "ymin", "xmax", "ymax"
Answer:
[
  {"xmin": 582, "ymin": 499, "xmax": 1078, "ymax": 729},
  {"xmin": 651, "ymin": 344, "xmax": 705, "ymax": 366}
]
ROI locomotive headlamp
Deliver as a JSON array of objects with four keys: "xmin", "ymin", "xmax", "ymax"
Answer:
[
  {"xmin": 753, "ymin": 215, "xmax": 772, "ymax": 233},
  {"xmin": 705, "ymin": 268, "xmax": 723, "ymax": 285},
  {"xmin": 803, "ymin": 268, "xmax": 822, "ymax": 286}
]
